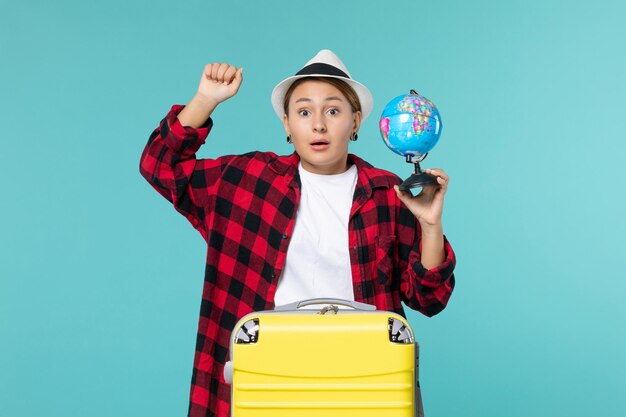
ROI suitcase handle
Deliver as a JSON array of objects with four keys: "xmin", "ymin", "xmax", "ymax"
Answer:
[{"xmin": 274, "ymin": 298, "xmax": 377, "ymax": 311}]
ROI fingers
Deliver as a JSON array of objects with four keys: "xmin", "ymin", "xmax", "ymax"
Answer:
[
  {"xmin": 426, "ymin": 168, "xmax": 450, "ymax": 192},
  {"xmin": 210, "ymin": 62, "xmax": 221, "ymax": 80},
  {"xmin": 394, "ymin": 185, "xmax": 405, "ymax": 201},
  {"xmin": 204, "ymin": 63, "xmax": 242, "ymax": 85},
  {"xmin": 426, "ymin": 168, "xmax": 449, "ymax": 182},
  {"xmin": 222, "ymin": 65, "xmax": 237, "ymax": 83},
  {"xmin": 231, "ymin": 67, "xmax": 244, "ymax": 91},
  {"xmin": 216, "ymin": 63, "xmax": 229, "ymax": 82},
  {"xmin": 234, "ymin": 66, "xmax": 243, "ymax": 82},
  {"xmin": 393, "ymin": 185, "xmax": 413, "ymax": 202}
]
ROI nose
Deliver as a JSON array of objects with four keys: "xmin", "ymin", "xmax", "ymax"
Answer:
[{"xmin": 313, "ymin": 113, "xmax": 327, "ymax": 133}]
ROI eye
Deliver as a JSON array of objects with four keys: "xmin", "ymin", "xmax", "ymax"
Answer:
[
  {"xmin": 298, "ymin": 109, "xmax": 310, "ymax": 117},
  {"xmin": 328, "ymin": 108, "xmax": 340, "ymax": 116}
]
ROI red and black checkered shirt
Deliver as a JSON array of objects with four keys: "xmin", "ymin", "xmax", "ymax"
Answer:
[{"xmin": 140, "ymin": 105, "xmax": 456, "ymax": 417}]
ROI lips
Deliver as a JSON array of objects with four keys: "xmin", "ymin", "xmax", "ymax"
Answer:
[{"xmin": 310, "ymin": 139, "xmax": 330, "ymax": 151}]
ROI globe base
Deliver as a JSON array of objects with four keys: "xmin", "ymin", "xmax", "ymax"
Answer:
[
  {"xmin": 398, "ymin": 158, "xmax": 438, "ymax": 191},
  {"xmin": 399, "ymin": 172, "xmax": 438, "ymax": 191}
]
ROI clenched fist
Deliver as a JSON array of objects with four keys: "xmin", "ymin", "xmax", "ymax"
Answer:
[
  {"xmin": 197, "ymin": 63, "xmax": 244, "ymax": 104},
  {"xmin": 177, "ymin": 62, "xmax": 243, "ymax": 128}
]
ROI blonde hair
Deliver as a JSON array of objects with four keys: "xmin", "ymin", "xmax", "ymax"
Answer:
[{"xmin": 283, "ymin": 77, "xmax": 362, "ymax": 117}]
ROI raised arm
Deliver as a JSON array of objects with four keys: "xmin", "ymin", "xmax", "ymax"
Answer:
[{"xmin": 139, "ymin": 63, "xmax": 243, "ymax": 239}]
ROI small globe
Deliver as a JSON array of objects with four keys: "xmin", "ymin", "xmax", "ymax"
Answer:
[{"xmin": 379, "ymin": 91, "xmax": 442, "ymax": 159}]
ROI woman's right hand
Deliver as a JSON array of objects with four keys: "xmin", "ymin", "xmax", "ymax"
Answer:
[
  {"xmin": 178, "ymin": 63, "xmax": 243, "ymax": 128},
  {"xmin": 196, "ymin": 63, "xmax": 244, "ymax": 105}
]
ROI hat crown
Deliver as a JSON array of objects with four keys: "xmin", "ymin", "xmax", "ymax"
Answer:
[
  {"xmin": 271, "ymin": 49, "xmax": 373, "ymax": 122},
  {"xmin": 303, "ymin": 49, "xmax": 351, "ymax": 78}
]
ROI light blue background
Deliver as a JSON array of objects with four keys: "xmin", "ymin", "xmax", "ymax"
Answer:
[{"xmin": 2, "ymin": 1, "xmax": 625, "ymax": 416}]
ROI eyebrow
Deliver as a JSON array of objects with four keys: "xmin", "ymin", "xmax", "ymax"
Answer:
[{"xmin": 294, "ymin": 96, "xmax": 344, "ymax": 103}]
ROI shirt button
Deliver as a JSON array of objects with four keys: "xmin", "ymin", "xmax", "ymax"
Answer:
[{"xmin": 282, "ymin": 234, "xmax": 288, "ymax": 239}]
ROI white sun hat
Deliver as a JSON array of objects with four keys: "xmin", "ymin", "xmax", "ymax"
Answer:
[{"xmin": 271, "ymin": 49, "xmax": 374, "ymax": 122}]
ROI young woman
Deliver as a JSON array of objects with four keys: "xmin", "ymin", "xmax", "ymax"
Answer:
[{"xmin": 140, "ymin": 49, "xmax": 456, "ymax": 417}]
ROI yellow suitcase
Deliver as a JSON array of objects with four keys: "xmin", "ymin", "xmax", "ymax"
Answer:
[{"xmin": 224, "ymin": 298, "xmax": 424, "ymax": 417}]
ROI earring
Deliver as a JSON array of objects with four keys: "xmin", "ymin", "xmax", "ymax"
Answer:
[
  {"xmin": 350, "ymin": 132, "xmax": 358, "ymax": 141},
  {"xmin": 286, "ymin": 135, "xmax": 293, "ymax": 144}
]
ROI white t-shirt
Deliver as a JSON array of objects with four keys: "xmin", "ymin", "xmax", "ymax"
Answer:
[{"xmin": 274, "ymin": 163, "xmax": 358, "ymax": 307}]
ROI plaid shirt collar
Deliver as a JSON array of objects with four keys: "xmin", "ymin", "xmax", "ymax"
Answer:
[{"xmin": 268, "ymin": 152, "xmax": 394, "ymax": 203}]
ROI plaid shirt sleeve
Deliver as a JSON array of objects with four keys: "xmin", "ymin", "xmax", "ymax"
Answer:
[
  {"xmin": 139, "ymin": 104, "xmax": 236, "ymax": 241},
  {"xmin": 348, "ymin": 161, "xmax": 455, "ymax": 318},
  {"xmin": 397, "ymin": 202, "xmax": 456, "ymax": 316}
]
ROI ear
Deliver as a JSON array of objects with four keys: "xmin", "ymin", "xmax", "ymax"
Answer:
[
  {"xmin": 283, "ymin": 113, "xmax": 290, "ymax": 135},
  {"xmin": 353, "ymin": 110, "xmax": 363, "ymax": 133}
]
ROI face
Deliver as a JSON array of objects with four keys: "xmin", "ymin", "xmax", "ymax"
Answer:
[{"xmin": 283, "ymin": 80, "xmax": 362, "ymax": 175}]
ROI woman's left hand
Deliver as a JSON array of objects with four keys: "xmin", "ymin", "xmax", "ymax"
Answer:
[{"xmin": 394, "ymin": 168, "xmax": 450, "ymax": 228}]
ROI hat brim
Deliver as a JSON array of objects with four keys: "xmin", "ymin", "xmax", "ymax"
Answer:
[{"xmin": 271, "ymin": 74, "xmax": 373, "ymax": 122}]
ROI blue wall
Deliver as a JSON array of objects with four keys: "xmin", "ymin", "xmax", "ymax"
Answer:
[{"xmin": 2, "ymin": 1, "xmax": 624, "ymax": 416}]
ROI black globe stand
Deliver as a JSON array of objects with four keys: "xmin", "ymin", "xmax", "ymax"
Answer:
[{"xmin": 398, "ymin": 154, "xmax": 437, "ymax": 192}]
